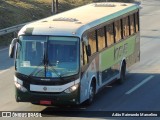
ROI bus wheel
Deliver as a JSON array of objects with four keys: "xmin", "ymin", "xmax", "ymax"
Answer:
[
  {"xmin": 119, "ymin": 62, "xmax": 126, "ymax": 84},
  {"xmin": 86, "ymin": 80, "xmax": 96, "ymax": 105}
]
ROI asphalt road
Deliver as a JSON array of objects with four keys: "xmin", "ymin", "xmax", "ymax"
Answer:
[{"xmin": 1, "ymin": 0, "xmax": 160, "ymax": 119}]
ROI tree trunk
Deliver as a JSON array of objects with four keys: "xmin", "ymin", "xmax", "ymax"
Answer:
[
  {"xmin": 52, "ymin": 0, "xmax": 55, "ymax": 14},
  {"xmin": 55, "ymin": 0, "xmax": 58, "ymax": 14}
]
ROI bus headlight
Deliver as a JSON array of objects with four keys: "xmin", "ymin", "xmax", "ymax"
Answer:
[
  {"xmin": 15, "ymin": 82, "xmax": 27, "ymax": 92},
  {"xmin": 64, "ymin": 84, "xmax": 79, "ymax": 93},
  {"xmin": 14, "ymin": 76, "xmax": 27, "ymax": 92}
]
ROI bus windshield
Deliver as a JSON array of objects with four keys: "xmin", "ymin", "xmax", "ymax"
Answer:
[{"xmin": 16, "ymin": 36, "xmax": 79, "ymax": 78}]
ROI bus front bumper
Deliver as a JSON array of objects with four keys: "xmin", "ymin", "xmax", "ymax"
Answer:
[{"xmin": 15, "ymin": 87, "xmax": 80, "ymax": 106}]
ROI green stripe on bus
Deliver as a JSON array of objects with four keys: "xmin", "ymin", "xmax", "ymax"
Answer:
[{"xmin": 100, "ymin": 35, "xmax": 136, "ymax": 72}]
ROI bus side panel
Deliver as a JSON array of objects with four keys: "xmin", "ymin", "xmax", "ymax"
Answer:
[
  {"xmin": 126, "ymin": 33, "xmax": 140, "ymax": 68},
  {"xmin": 99, "ymin": 35, "xmax": 137, "ymax": 83},
  {"xmin": 79, "ymin": 34, "xmax": 139, "ymax": 103},
  {"xmin": 80, "ymin": 58, "xmax": 99, "ymax": 103}
]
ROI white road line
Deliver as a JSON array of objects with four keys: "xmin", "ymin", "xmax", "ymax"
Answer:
[
  {"xmin": 0, "ymin": 47, "xmax": 8, "ymax": 52},
  {"xmin": 125, "ymin": 75, "xmax": 154, "ymax": 95},
  {"xmin": 0, "ymin": 69, "xmax": 10, "ymax": 74}
]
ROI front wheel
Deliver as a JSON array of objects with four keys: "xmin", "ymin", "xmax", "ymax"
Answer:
[
  {"xmin": 119, "ymin": 62, "xmax": 126, "ymax": 84},
  {"xmin": 86, "ymin": 81, "xmax": 96, "ymax": 105}
]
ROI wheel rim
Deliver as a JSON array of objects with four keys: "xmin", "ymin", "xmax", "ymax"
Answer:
[
  {"xmin": 89, "ymin": 83, "xmax": 94, "ymax": 102},
  {"xmin": 121, "ymin": 64, "xmax": 126, "ymax": 81}
]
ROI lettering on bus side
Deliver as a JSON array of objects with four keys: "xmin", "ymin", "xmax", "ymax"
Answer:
[{"xmin": 114, "ymin": 43, "xmax": 128, "ymax": 61}]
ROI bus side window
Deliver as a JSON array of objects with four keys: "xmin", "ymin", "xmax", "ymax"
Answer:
[
  {"xmin": 82, "ymin": 43, "xmax": 88, "ymax": 65},
  {"xmin": 97, "ymin": 27, "xmax": 105, "ymax": 51},
  {"xmin": 135, "ymin": 11, "xmax": 139, "ymax": 32},
  {"xmin": 114, "ymin": 20, "xmax": 122, "ymax": 42},
  {"xmin": 120, "ymin": 19, "xmax": 123, "ymax": 39},
  {"xmin": 106, "ymin": 23, "xmax": 114, "ymax": 46},
  {"xmin": 122, "ymin": 16, "xmax": 129, "ymax": 38},
  {"xmin": 129, "ymin": 14, "xmax": 135, "ymax": 35},
  {"xmin": 88, "ymin": 31, "xmax": 97, "ymax": 54}
]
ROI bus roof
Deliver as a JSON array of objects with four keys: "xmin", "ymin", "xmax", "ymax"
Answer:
[{"xmin": 18, "ymin": 2, "xmax": 139, "ymax": 38}]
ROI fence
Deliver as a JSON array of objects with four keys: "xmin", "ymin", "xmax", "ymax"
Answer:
[{"xmin": 0, "ymin": 23, "xmax": 27, "ymax": 36}]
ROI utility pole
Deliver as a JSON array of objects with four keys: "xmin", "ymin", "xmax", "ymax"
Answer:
[
  {"xmin": 51, "ymin": 0, "xmax": 58, "ymax": 14},
  {"xmin": 51, "ymin": 0, "xmax": 55, "ymax": 14},
  {"xmin": 55, "ymin": 0, "xmax": 58, "ymax": 14}
]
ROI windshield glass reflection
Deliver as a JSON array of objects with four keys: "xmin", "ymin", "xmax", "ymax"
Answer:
[{"xmin": 16, "ymin": 36, "xmax": 79, "ymax": 78}]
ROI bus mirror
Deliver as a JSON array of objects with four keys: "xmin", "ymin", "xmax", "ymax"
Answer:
[
  {"xmin": 86, "ymin": 45, "xmax": 91, "ymax": 56},
  {"xmin": 9, "ymin": 38, "xmax": 18, "ymax": 58}
]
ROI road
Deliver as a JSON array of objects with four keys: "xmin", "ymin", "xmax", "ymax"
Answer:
[{"xmin": 0, "ymin": 0, "xmax": 160, "ymax": 119}]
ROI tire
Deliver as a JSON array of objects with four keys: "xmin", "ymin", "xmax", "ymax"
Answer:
[
  {"xmin": 86, "ymin": 81, "xmax": 96, "ymax": 105},
  {"xmin": 119, "ymin": 62, "xmax": 126, "ymax": 84}
]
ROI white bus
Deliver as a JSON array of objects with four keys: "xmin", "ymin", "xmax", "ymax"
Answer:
[{"xmin": 9, "ymin": 2, "xmax": 140, "ymax": 105}]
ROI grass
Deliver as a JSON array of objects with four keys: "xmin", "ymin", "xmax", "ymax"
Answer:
[
  {"xmin": 0, "ymin": 0, "xmax": 52, "ymax": 46},
  {"xmin": 0, "ymin": 0, "xmax": 51, "ymax": 29},
  {"xmin": 0, "ymin": 0, "xmax": 135, "ymax": 46}
]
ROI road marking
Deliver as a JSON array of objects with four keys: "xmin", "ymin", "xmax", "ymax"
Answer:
[
  {"xmin": 0, "ymin": 47, "xmax": 8, "ymax": 52},
  {"xmin": 125, "ymin": 75, "xmax": 154, "ymax": 95},
  {"xmin": 0, "ymin": 69, "xmax": 10, "ymax": 74}
]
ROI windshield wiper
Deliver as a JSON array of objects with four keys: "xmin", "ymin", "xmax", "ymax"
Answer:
[
  {"xmin": 43, "ymin": 48, "xmax": 47, "ymax": 77},
  {"xmin": 47, "ymin": 60, "xmax": 64, "ymax": 81},
  {"xmin": 28, "ymin": 54, "xmax": 49, "ymax": 78},
  {"xmin": 29, "ymin": 41, "xmax": 64, "ymax": 80},
  {"xmin": 28, "ymin": 62, "xmax": 44, "ymax": 77},
  {"xmin": 45, "ymin": 41, "xmax": 64, "ymax": 80},
  {"xmin": 29, "ymin": 42, "xmax": 47, "ymax": 77}
]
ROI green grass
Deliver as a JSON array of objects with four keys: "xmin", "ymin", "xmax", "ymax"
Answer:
[
  {"xmin": 0, "ymin": 0, "xmax": 52, "ymax": 29},
  {"xmin": 0, "ymin": 0, "xmax": 52, "ymax": 46},
  {"xmin": 0, "ymin": 0, "xmax": 134, "ymax": 46}
]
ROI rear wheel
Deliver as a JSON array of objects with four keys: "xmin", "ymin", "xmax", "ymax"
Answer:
[{"xmin": 119, "ymin": 62, "xmax": 126, "ymax": 84}]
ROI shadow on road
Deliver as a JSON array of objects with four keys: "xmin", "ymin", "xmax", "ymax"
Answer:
[
  {"xmin": 40, "ymin": 72, "xmax": 160, "ymax": 118},
  {"xmin": 41, "ymin": 106, "xmax": 116, "ymax": 118}
]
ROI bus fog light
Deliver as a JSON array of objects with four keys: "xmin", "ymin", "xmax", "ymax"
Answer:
[
  {"xmin": 64, "ymin": 84, "xmax": 79, "ymax": 93},
  {"xmin": 15, "ymin": 82, "xmax": 27, "ymax": 92}
]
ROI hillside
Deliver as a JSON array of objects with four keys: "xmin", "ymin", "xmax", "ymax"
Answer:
[
  {"xmin": 0, "ymin": 0, "xmax": 134, "ymax": 46},
  {"xmin": 0, "ymin": 0, "xmax": 94, "ymax": 29},
  {"xmin": 0, "ymin": 0, "xmax": 52, "ymax": 29},
  {"xmin": 0, "ymin": 0, "xmax": 135, "ymax": 29}
]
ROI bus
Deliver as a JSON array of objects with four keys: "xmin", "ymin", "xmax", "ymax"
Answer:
[{"xmin": 9, "ymin": 2, "xmax": 140, "ymax": 106}]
